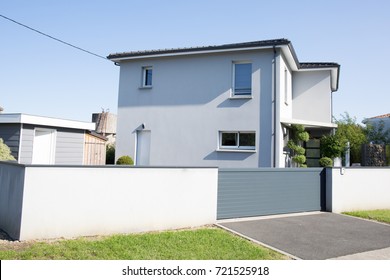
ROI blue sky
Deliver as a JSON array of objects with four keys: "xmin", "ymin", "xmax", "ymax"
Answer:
[{"xmin": 1, "ymin": 0, "xmax": 389, "ymax": 123}]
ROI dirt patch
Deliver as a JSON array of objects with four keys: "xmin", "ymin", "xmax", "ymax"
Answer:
[{"xmin": 0, "ymin": 229, "xmax": 34, "ymax": 251}]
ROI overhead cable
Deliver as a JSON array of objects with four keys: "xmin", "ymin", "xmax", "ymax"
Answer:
[{"xmin": 0, "ymin": 14, "xmax": 108, "ymax": 61}]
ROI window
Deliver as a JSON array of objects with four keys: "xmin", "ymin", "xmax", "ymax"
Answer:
[
  {"xmin": 142, "ymin": 66, "xmax": 153, "ymax": 87},
  {"xmin": 233, "ymin": 62, "xmax": 252, "ymax": 96},
  {"xmin": 220, "ymin": 131, "xmax": 256, "ymax": 150}
]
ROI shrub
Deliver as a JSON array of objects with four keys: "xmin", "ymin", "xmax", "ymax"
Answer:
[
  {"xmin": 319, "ymin": 157, "xmax": 333, "ymax": 167},
  {"xmin": 320, "ymin": 135, "xmax": 343, "ymax": 158},
  {"xmin": 0, "ymin": 138, "xmax": 16, "ymax": 161},
  {"xmin": 293, "ymin": 154, "xmax": 306, "ymax": 165},
  {"xmin": 116, "ymin": 155, "xmax": 134, "ymax": 165}
]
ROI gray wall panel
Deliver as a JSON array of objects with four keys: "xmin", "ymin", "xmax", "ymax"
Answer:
[{"xmin": 217, "ymin": 168, "xmax": 324, "ymax": 219}]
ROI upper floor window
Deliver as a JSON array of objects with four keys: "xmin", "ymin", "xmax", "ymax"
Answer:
[
  {"xmin": 142, "ymin": 66, "xmax": 153, "ymax": 87},
  {"xmin": 233, "ymin": 62, "xmax": 252, "ymax": 96}
]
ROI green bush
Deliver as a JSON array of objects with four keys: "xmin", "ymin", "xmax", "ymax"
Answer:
[
  {"xmin": 116, "ymin": 155, "xmax": 134, "ymax": 165},
  {"xmin": 0, "ymin": 138, "xmax": 16, "ymax": 161},
  {"xmin": 320, "ymin": 135, "xmax": 343, "ymax": 158},
  {"xmin": 293, "ymin": 154, "xmax": 306, "ymax": 165},
  {"xmin": 319, "ymin": 157, "xmax": 333, "ymax": 167}
]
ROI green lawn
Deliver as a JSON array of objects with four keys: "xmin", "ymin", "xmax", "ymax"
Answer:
[
  {"xmin": 0, "ymin": 227, "xmax": 287, "ymax": 260},
  {"xmin": 343, "ymin": 209, "xmax": 390, "ymax": 224}
]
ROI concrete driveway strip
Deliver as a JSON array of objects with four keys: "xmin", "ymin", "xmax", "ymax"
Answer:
[{"xmin": 218, "ymin": 212, "xmax": 390, "ymax": 260}]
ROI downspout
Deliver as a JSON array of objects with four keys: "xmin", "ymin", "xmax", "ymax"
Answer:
[
  {"xmin": 331, "ymin": 91, "xmax": 336, "ymax": 135},
  {"xmin": 273, "ymin": 46, "xmax": 277, "ymax": 167}
]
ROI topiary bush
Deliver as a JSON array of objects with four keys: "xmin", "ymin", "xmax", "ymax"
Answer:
[
  {"xmin": 116, "ymin": 155, "xmax": 134, "ymax": 165},
  {"xmin": 319, "ymin": 157, "xmax": 333, "ymax": 167},
  {"xmin": 0, "ymin": 138, "xmax": 16, "ymax": 161},
  {"xmin": 288, "ymin": 124, "xmax": 310, "ymax": 167}
]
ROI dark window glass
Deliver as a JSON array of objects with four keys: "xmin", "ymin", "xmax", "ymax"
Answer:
[
  {"xmin": 234, "ymin": 63, "xmax": 251, "ymax": 95},
  {"xmin": 221, "ymin": 133, "xmax": 237, "ymax": 146},
  {"xmin": 239, "ymin": 133, "xmax": 255, "ymax": 147}
]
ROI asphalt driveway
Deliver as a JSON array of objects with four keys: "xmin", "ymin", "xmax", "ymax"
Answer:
[{"xmin": 217, "ymin": 212, "xmax": 390, "ymax": 260}]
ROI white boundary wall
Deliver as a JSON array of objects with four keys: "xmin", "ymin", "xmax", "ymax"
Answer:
[
  {"xmin": 0, "ymin": 162, "xmax": 218, "ymax": 240},
  {"xmin": 326, "ymin": 168, "xmax": 390, "ymax": 213}
]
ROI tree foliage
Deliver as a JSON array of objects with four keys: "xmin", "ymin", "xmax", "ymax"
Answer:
[
  {"xmin": 364, "ymin": 119, "xmax": 390, "ymax": 144},
  {"xmin": 334, "ymin": 113, "xmax": 366, "ymax": 163},
  {"xmin": 320, "ymin": 135, "xmax": 343, "ymax": 158},
  {"xmin": 105, "ymin": 144, "xmax": 115, "ymax": 164},
  {"xmin": 0, "ymin": 138, "xmax": 16, "ymax": 161}
]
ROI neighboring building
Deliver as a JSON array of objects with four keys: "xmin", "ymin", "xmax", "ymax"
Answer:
[
  {"xmin": 0, "ymin": 113, "xmax": 106, "ymax": 165},
  {"xmin": 108, "ymin": 39, "xmax": 340, "ymax": 167},
  {"xmin": 91, "ymin": 111, "xmax": 117, "ymax": 145},
  {"xmin": 363, "ymin": 113, "xmax": 390, "ymax": 132}
]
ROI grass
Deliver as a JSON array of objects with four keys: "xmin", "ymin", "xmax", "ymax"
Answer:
[
  {"xmin": 343, "ymin": 209, "xmax": 390, "ymax": 224},
  {"xmin": 0, "ymin": 227, "xmax": 287, "ymax": 260}
]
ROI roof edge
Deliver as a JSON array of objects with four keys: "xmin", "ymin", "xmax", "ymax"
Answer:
[
  {"xmin": 107, "ymin": 38, "xmax": 291, "ymax": 60},
  {"xmin": 0, "ymin": 113, "xmax": 95, "ymax": 130}
]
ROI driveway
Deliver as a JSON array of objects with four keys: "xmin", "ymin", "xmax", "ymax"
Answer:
[{"xmin": 217, "ymin": 212, "xmax": 390, "ymax": 260}]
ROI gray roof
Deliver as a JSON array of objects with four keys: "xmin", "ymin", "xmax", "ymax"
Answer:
[
  {"xmin": 107, "ymin": 39, "xmax": 291, "ymax": 60},
  {"xmin": 300, "ymin": 62, "xmax": 340, "ymax": 68}
]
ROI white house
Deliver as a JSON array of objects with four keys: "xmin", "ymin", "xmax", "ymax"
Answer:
[{"xmin": 108, "ymin": 39, "xmax": 340, "ymax": 167}]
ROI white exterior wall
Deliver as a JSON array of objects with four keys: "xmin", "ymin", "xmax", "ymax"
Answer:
[
  {"xmin": 275, "ymin": 54, "xmax": 293, "ymax": 167},
  {"xmin": 16, "ymin": 166, "xmax": 218, "ymax": 240},
  {"xmin": 292, "ymin": 71, "xmax": 332, "ymax": 123},
  {"xmin": 116, "ymin": 50, "xmax": 275, "ymax": 167},
  {"xmin": 326, "ymin": 168, "xmax": 390, "ymax": 213}
]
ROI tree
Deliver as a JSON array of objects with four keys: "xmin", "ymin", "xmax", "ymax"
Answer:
[
  {"xmin": 0, "ymin": 138, "xmax": 16, "ymax": 161},
  {"xmin": 334, "ymin": 113, "xmax": 366, "ymax": 164},
  {"xmin": 364, "ymin": 119, "xmax": 390, "ymax": 144},
  {"xmin": 105, "ymin": 144, "xmax": 115, "ymax": 164}
]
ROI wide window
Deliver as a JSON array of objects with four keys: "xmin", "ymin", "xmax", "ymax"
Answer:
[
  {"xmin": 220, "ymin": 131, "xmax": 256, "ymax": 150},
  {"xmin": 233, "ymin": 62, "xmax": 252, "ymax": 96},
  {"xmin": 142, "ymin": 66, "xmax": 153, "ymax": 87}
]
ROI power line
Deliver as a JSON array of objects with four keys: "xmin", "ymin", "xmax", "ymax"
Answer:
[{"xmin": 0, "ymin": 14, "xmax": 108, "ymax": 61}]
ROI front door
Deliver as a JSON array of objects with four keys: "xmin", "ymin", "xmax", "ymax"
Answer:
[
  {"xmin": 136, "ymin": 130, "xmax": 151, "ymax": 165},
  {"xmin": 32, "ymin": 128, "xmax": 56, "ymax": 164}
]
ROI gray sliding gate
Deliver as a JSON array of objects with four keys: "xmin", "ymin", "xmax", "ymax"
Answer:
[{"xmin": 217, "ymin": 168, "xmax": 325, "ymax": 220}]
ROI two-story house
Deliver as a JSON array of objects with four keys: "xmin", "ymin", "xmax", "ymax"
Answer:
[{"xmin": 108, "ymin": 39, "xmax": 340, "ymax": 167}]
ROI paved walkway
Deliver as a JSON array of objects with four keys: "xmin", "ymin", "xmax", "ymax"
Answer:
[{"xmin": 217, "ymin": 212, "xmax": 390, "ymax": 260}]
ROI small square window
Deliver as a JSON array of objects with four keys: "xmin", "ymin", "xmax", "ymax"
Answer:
[
  {"xmin": 142, "ymin": 67, "xmax": 153, "ymax": 87},
  {"xmin": 221, "ymin": 132, "xmax": 237, "ymax": 146},
  {"xmin": 238, "ymin": 132, "xmax": 255, "ymax": 147}
]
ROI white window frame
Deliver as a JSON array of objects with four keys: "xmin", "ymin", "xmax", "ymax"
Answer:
[
  {"xmin": 141, "ymin": 66, "xmax": 153, "ymax": 88},
  {"xmin": 232, "ymin": 61, "xmax": 252, "ymax": 97},
  {"xmin": 218, "ymin": 131, "xmax": 256, "ymax": 151}
]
